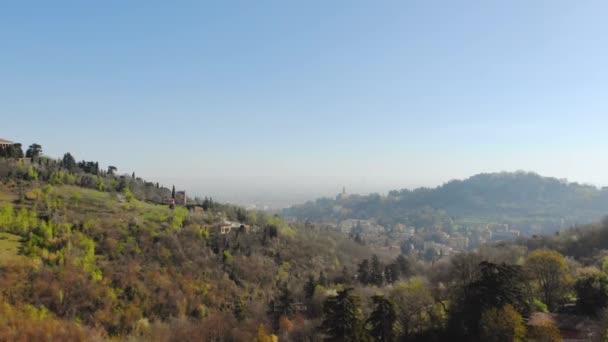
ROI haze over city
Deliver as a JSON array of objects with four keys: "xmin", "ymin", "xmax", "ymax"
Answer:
[{"xmin": 3, "ymin": 1, "xmax": 608, "ymax": 206}]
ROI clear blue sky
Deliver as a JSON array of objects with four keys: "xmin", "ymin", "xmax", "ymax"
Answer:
[{"xmin": 2, "ymin": 1, "xmax": 608, "ymax": 206}]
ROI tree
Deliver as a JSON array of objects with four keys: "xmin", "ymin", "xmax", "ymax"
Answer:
[
  {"xmin": 4, "ymin": 143, "xmax": 24, "ymax": 159},
  {"xmin": 304, "ymin": 274, "xmax": 317, "ymax": 300},
  {"xmin": 320, "ymin": 288, "xmax": 366, "ymax": 341},
  {"xmin": 384, "ymin": 263, "xmax": 399, "ymax": 284},
  {"xmin": 254, "ymin": 324, "xmax": 277, "ymax": 342},
  {"xmin": 395, "ymin": 254, "xmax": 411, "ymax": 279},
  {"xmin": 575, "ymin": 273, "xmax": 608, "ymax": 316},
  {"xmin": 319, "ymin": 271, "xmax": 328, "ymax": 287},
  {"xmin": 25, "ymin": 143, "xmax": 42, "ymax": 159},
  {"xmin": 340, "ymin": 266, "xmax": 352, "ymax": 285},
  {"xmin": 390, "ymin": 277, "xmax": 442, "ymax": 339},
  {"xmin": 424, "ymin": 247, "xmax": 438, "ymax": 263},
  {"xmin": 275, "ymin": 285, "xmax": 295, "ymax": 318},
  {"xmin": 171, "ymin": 185, "xmax": 176, "ymax": 199},
  {"xmin": 448, "ymin": 262, "xmax": 530, "ymax": 340},
  {"xmin": 62, "ymin": 153, "xmax": 77, "ymax": 171},
  {"xmin": 366, "ymin": 295, "xmax": 396, "ymax": 342},
  {"xmin": 527, "ymin": 314, "xmax": 561, "ymax": 342},
  {"xmin": 479, "ymin": 304, "xmax": 526, "ymax": 342},
  {"xmin": 450, "ymin": 252, "xmax": 482, "ymax": 288},
  {"xmin": 358, "ymin": 259, "xmax": 370, "ymax": 285},
  {"xmin": 107, "ymin": 166, "xmax": 117, "ymax": 175},
  {"xmin": 370, "ymin": 255, "xmax": 384, "ymax": 286},
  {"xmin": 526, "ymin": 249, "xmax": 569, "ymax": 310}
]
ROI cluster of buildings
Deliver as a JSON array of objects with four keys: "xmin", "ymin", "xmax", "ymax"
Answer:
[
  {"xmin": 338, "ymin": 219, "xmax": 384, "ymax": 235},
  {"xmin": 320, "ymin": 216, "xmax": 525, "ymax": 259}
]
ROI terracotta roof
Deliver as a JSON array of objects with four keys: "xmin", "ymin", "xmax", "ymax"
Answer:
[{"xmin": 0, "ymin": 138, "xmax": 13, "ymax": 145}]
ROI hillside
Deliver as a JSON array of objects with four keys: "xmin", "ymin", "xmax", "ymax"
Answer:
[
  {"xmin": 283, "ymin": 172, "xmax": 608, "ymax": 235},
  {"xmin": 0, "ymin": 153, "xmax": 396, "ymax": 340},
  {"xmin": 5, "ymin": 153, "xmax": 608, "ymax": 341}
]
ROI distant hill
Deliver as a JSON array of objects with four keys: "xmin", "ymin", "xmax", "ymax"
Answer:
[{"xmin": 283, "ymin": 172, "xmax": 608, "ymax": 235}]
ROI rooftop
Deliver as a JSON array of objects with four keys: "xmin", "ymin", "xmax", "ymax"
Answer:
[{"xmin": 0, "ymin": 139, "xmax": 13, "ymax": 145}]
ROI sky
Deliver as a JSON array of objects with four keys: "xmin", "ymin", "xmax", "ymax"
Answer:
[{"xmin": 2, "ymin": 1, "xmax": 608, "ymax": 207}]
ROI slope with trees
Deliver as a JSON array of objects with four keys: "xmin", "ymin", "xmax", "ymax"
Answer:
[{"xmin": 284, "ymin": 172, "xmax": 608, "ymax": 235}]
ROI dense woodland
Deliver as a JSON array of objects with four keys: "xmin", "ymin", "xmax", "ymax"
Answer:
[
  {"xmin": 2, "ymin": 144, "xmax": 608, "ymax": 341},
  {"xmin": 284, "ymin": 172, "xmax": 608, "ymax": 235}
]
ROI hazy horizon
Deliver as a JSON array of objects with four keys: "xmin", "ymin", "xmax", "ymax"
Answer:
[{"xmin": 3, "ymin": 1, "xmax": 608, "ymax": 207}]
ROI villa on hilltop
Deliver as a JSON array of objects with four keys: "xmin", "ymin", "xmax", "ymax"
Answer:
[{"xmin": 0, "ymin": 138, "xmax": 13, "ymax": 151}]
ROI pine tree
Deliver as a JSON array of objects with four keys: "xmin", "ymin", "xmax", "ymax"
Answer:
[
  {"xmin": 366, "ymin": 295, "xmax": 396, "ymax": 342},
  {"xmin": 320, "ymin": 288, "xmax": 366, "ymax": 342},
  {"xmin": 171, "ymin": 185, "xmax": 176, "ymax": 199}
]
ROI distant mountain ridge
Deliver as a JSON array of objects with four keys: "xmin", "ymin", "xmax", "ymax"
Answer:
[{"xmin": 283, "ymin": 172, "xmax": 608, "ymax": 234}]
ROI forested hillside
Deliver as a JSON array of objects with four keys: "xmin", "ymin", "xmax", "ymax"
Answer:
[
  {"xmin": 284, "ymin": 172, "xmax": 608, "ymax": 234},
  {"xmin": 4, "ymin": 148, "xmax": 608, "ymax": 341},
  {"xmin": 0, "ymin": 148, "xmax": 395, "ymax": 340}
]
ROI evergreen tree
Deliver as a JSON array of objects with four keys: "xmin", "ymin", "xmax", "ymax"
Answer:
[
  {"xmin": 449, "ymin": 261, "xmax": 530, "ymax": 340},
  {"xmin": 62, "ymin": 153, "xmax": 77, "ymax": 171},
  {"xmin": 319, "ymin": 271, "xmax": 328, "ymax": 287},
  {"xmin": 395, "ymin": 254, "xmax": 411, "ymax": 278},
  {"xmin": 384, "ymin": 263, "xmax": 399, "ymax": 284},
  {"xmin": 341, "ymin": 266, "xmax": 352, "ymax": 285},
  {"xmin": 108, "ymin": 166, "xmax": 117, "ymax": 175},
  {"xmin": 5, "ymin": 143, "xmax": 24, "ymax": 159},
  {"xmin": 25, "ymin": 143, "xmax": 42, "ymax": 160},
  {"xmin": 276, "ymin": 286, "xmax": 295, "ymax": 318},
  {"xmin": 358, "ymin": 259, "xmax": 370, "ymax": 285},
  {"xmin": 371, "ymin": 255, "xmax": 384, "ymax": 286},
  {"xmin": 575, "ymin": 273, "xmax": 608, "ymax": 316},
  {"xmin": 366, "ymin": 295, "xmax": 396, "ymax": 342},
  {"xmin": 304, "ymin": 274, "xmax": 317, "ymax": 299},
  {"xmin": 171, "ymin": 185, "xmax": 176, "ymax": 199},
  {"xmin": 320, "ymin": 288, "xmax": 366, "ymax": 342}
]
